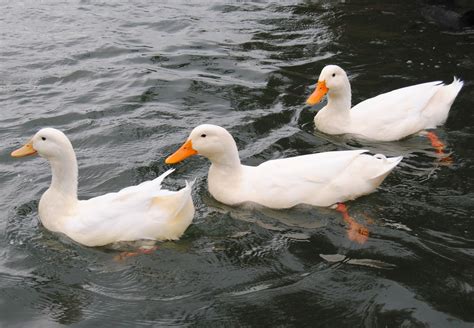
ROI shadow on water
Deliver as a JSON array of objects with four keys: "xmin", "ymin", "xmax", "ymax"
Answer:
[{"xmin": 0, "ymin": 1, "xmax": 473, "ymax": 327}]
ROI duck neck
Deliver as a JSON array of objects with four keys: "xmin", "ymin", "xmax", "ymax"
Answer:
[
  {"xmin": 327, "ymin": 85, "xmax": 352, "ymax": 113},
  {"xmin": 208, "ymin": 147, "xmax": 242, "ymax": 171},
  {"xmin": 38, "ymin": 148, "xmax": 79, "ymax": 232},
  {"xmin": 48, "ymin": 150, "xmax": 78, "ymax": 200},
  {"xmin": 207, "ymin": 144, "xmax": 243, "ymax": 204}
]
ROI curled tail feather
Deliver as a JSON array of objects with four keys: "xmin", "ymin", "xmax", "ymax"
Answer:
[
  {"xmin": 151, "ymin": 180, "xmax": 194, "ymax": 218},
  {"xmin": 368, "ymin": 155, "xmax": 403, "ymax": 181}
]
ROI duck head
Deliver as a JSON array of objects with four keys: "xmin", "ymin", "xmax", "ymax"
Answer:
[
  {"xmin": 306, "ymin": 65, "xmax": 350, "ymax": 106},
  {"xmin": 11, "ymin": 128, "xmax": 74, "ymax": 160},
  {"xmin": 11, "ymin": 128, "xmax": 78, "ymax": 196},
  {"xmin": 165, "ymin": 124, "xmax": 240, "ymax": 166}
]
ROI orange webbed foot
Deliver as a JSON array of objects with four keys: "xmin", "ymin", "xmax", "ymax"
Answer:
[
  {"xmin": 439, "ymin": 154, "xmax": 454, "ymax": 166},
  {"xmin": 426, "ymin": 131, "xmax": 453, "ymax": 165},
  {"xmin": 335, "ymin": 203, "xmax": 369, "ymax": 244},
  {"xmin": 114, "ymin": 246, "xmax": 159, "ymax": 262},
  {"xmin": 347, "ymin": 222, "xmax": 369, "ymax": 244}
]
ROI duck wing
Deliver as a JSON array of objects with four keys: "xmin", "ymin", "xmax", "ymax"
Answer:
[
  {"xmin": 247, "ymin": 150, "xmax": 368, "ymax": 208},
  {"xmin": 352, "ymin": 81, "xmax": 443, "ymax": 116},
  {"xmin": 64, "ymin": 169, "xmax": 194, "ymax": 246},
  {"xmin": 257, "ymin": 149, "xmax": 367, "ymax": 184},
  {"xmin": 350, "ymin": 81, "xmax": 444, "ymax": 140}
]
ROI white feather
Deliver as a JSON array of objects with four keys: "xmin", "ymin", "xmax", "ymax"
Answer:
[
  {"xmin": 311, "ymin": 65, "xmax": 463, "ymax": 141},
  {"xmin": 14, "ymin": 128, "xmax": 195, "ymax": 247},
  {"xmin": 171, "ymin": 125, "xmax": 402, "ymax": 209}
]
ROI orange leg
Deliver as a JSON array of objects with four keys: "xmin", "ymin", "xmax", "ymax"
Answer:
[
  {"xmin": 426, "ymin": 131, "xmax": 453, "ymax": 164},
  {"xmin": 335, "ymin": 203, "xmax": 369, "ymax": 244},
  {"xmin": 114, "ymin": 246, "xmax": 158, "ymax": 261}
]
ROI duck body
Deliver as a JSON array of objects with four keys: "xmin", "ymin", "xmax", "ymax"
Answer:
[
  {"xmin": 12, "ymin": 128, "xmax": 194, "ymax": 247},
  {"xmin": 207, "ymin": 150, "xmax": 401, "ymax": 208},
  {"xmin": 166, "ymin": 124, "xmax": 402, "ymax": 209},
  {"xmin": 40, "ymin": 170, "xmax": 194, "ymax": 247},
  {"xmin": 308, "ymin": 65, "xmax": 463, "ymax": 141}
]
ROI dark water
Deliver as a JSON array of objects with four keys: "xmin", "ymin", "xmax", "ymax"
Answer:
[{"xmin": 1, "ymin": 1, "xmax": 473, "ymax": 327}]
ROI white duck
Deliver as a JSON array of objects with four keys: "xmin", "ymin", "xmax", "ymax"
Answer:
[
  {"xmin": 306, "ymin": 65, "xmax": 463, "ymax": 141},
  {"xmin": 11, "ymin": 128, "xmax": 194, "ymax": 247},
  {"xmin": 165, "ymin": 124, "xmax": 402, "ymax": 209}
]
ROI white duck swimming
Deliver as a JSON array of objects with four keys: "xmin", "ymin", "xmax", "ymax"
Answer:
[
  {"xmin": 165, "ymin": 124, "xmax": 402, "ymax": 209},
  {"xmin": 11, "ymin": 128, "xmax": 194, "ymax": 247},
  {"xmin": 306, "ymin": 65, "xmax": 463, "ymax": 141}
]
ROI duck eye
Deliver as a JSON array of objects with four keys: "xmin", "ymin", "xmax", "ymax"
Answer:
[
  {"xmin": 201, "ymin": 134, "xmax": 207, "ymax": 138},
  {"xmin": 41, "ymin": 137, "xmax": 46, "ymax": 141},
  {"xmin": 332, "ymin": 73, "xmax": 336, "ymax": 77}
]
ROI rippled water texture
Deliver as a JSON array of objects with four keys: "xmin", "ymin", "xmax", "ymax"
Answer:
[{"xmin": 1, "ymin": 1, "xmax": 473, "ymax": 327}]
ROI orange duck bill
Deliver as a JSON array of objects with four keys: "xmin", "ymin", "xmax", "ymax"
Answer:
[
  {"xmin": 11, "ymin": 141, "xmax": 37, "ymax": 158},
  {"xmin": 306, "ymin": 80, "xmax": 328, "ymax": 106},
  {"xmin": 165, "ymin": 140, "xmax": 197, "ymax": 164}
]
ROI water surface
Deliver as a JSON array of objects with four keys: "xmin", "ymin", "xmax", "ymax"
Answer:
[{"xmin": 1, "ymin": 1, "xmax": 473, "ymax": 327}]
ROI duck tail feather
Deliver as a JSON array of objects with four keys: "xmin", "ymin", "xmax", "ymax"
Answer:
[{"xmin": 369, "ymin": 155, "xmax": 403, "ymax": 181}]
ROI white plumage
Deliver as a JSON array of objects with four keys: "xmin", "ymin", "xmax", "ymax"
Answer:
[
  {"xmin": 307, "ymin": 65, "xmax": 463, "ymax": 141},
  {"xmin": 11, "ymin": 128, "xmax": 194, "ymax": 247},
  {"xmin": 166, "ymin": 124, "xmax": 402, "ymax": 209}
]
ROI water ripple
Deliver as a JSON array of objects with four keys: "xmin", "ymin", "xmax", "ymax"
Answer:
[{"xmin": 1, "ymin": 1, "xmax": 473, "ymax": 326}]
